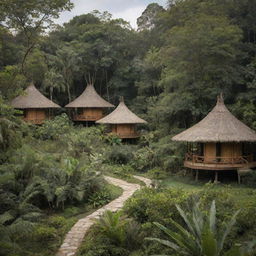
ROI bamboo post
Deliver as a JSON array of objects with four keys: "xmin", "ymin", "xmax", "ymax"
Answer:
[
  {"xmin": 214, "ymin": 171, "xmax": 218, "ymax": 183},
  {"xmin": 195, "ymin": 170, "xmax": 199, "ymax": 182},
  {"xmin": 237, "ymin": 170, "xmax": 241, "ymax": 185}
]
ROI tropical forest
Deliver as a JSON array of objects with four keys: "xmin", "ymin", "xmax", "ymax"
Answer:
[{"xmin": 1, "ymin": 0, "xmax": 256, "ymax": 255}]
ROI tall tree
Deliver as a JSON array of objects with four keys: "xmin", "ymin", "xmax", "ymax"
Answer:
[
  {"xmin": 137, "ymin": 3, "xmax": 165, "ymax": 32},
  {"xmin": 0, "ymin": 0, "xmax": 73, "ymax": 74}
]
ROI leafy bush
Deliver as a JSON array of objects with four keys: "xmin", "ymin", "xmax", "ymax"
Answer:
[
  {"xmin": 104, "ymin": 133, "xmax": 122, "ymax": 146},
  {"xmin": 132, "ymin": 146, "xmax": 157, "ymax": 172},
  {"xmin": 88, "ymin": 190, "xmax": 112, "ymax": 208},
  {"xmin": 78, "ymin": 211, "xmax": 144, "ymax": 256},
  {"xmin": 33, "ymin": 226, "xmax": 57, "ymax": 242},
  {"xmin": 124, "ymin": 188, "xmax": 190, "ymax": 224},
  {"xmin": 35, "ymin": 113, "xmax": 72, "ymax": 140},
  {"xmin": 48, "ymin": 216, "xmax": 66, "ymax": 229},
  {"xmin": 95, "ymin": 211, "xmax": 126, "ymax": 246},
  {"xmin": 0, "ymin": 97, "xmax": 24, "ymax": 162},
  {"xmin": 146, "ymin": 200, "xmax": 254, "ymax": 256},
  {"xmin": 146, "ymin": 168, "xmax": 168, "ymax": 180},
  {"xmin": 106, "ymin": 145, "xmax": 135, "ymax": 164},
  {"xmin": 152, "ymin": 137, "xmax": 186, "ymax": 172},
  {"xmin": 241, "ymin": 170, "xmax": 256, "ymax": 187},
  {"xmin": 60, "ymin": 126, "xmax": 107, "ymax": 157}
]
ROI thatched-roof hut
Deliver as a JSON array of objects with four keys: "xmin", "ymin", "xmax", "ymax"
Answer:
[
  {"xmin": 96, "ymin": 97, "xmax": 147, "ymax": 139},
  {"xmin": 172, "ymin": 95, "xmax": 256, "ymax": 182},
  {"xmin": 11, "ymin": 83, "xmax": 60, "ymax": 124},
  {"xmin": 65, "ymin": 83, "xmax": 114, "ymax": 122}
]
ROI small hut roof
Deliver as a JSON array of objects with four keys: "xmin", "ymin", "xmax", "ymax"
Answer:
[
  {"xmin": 172, "ymin": 95, "xmax": 256, "ymax": 143},
  {"xmin": 65, "ymin": 84, "xmax": 114, "ymax": 108},
  {"xmin": 11, "ymin": 83, "xmax": 60, "ymax": 109},
  {"xmin": 96, "ymin": 97, "xmax": 147, "ymax": 124}
]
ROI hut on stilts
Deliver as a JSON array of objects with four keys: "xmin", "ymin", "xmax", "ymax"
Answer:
[
  {"xmin": 172, "ymin": 94, "xmax": 256, "ymax": 183},
  {"xmin": 96, "ymin": 97, "xmax": 147, "ymax": 139},
  {"xmin": 11, "ymin": 83, "xmax": 61, "ymax": 124},
  {"xmin": 65, "ymin": 83, "xmax": 114, "ymax": 123}
]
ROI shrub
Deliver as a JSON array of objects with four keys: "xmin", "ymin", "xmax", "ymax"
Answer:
[
  {"xmin": 35, "ymin": 113, "xmax": 72, "ymax": 140},
  {"xmin": 124, "ymin": 188, "xmax": 190, "ymax": 224},
  {"xmin": 62, "ymin": 207, "xmax": 81, "ymax": 217},
  {"xmin": 33, "ymin": 226, "xmax": 57, "ymax": 242},
  {"xmin": 132, "ymin": 146, "xmax": 157, "ymax": 172},
  {"xmin": 48, "ymin": 216, "xmax": 67, "ymax": 229},
  {"xmin": 152, "ymin": 137, "xmax": 185, "ymax": 172},
  {"xmin": 88, "ymin": 190, "xmax": 111, "ymax": 208},
  {"xmin": 146, "ymin": 168, "xmax": 168, "ymax": 180},
  {"xmin": 107, "ymin": 145, "xmax": 135, "ymax": 164},
  {"xmin": 95, "ymin": 211, "xmax": 126, "ymax": 246},
  {"xmin": 241, "ymin": 170, "xmax": 256, "ymax": 187},
  {"xmin": 62, "ymin": 126, "xmax": 107, "ymax": 157},
  {"xmin": 104, "ymin": 133, "xmax": 122, "ymax": 146}
]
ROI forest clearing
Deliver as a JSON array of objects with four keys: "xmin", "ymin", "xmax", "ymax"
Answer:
[{"xmin": 1, "ymin": 0, "xmax": 256, "ymax": 255}]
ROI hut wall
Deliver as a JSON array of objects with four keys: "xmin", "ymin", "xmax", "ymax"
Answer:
[
  {"xmin": 24, "ymin": 109, "xmax": 46, "ymax": 124},
  {"xmin": 221, "ymin": 143, "xmax": 242, "ymax": 162},
  {"xmin": 111, "ymin": 124, "xmax": 117, "ymax": 134},
  {"xmin": 117, "ymin": 124, "xmax": 135, "ymax": 135},
  {"xmin": 204, "ymin": 143, "xmax": 216, "ymax": 163},
  {"xmin": 83, "ymin": 108, "xmax": 103, "ymax": 120},
  {"xmin": 74, "ymin": 108, "xmax": 103, "ymax": 121},
  {"xmin": 111, "ymin": 124, "xmax": 137, "ymax": 138}
]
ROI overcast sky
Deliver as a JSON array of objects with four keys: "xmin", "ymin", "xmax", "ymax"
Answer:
[{"xmin": 56, "ymin": 0, "xmax": 167, "ymax": 28}]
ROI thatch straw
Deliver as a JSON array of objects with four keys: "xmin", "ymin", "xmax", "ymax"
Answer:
[
  {"xmin": 172, "ymin": 95, "xmax": 256, "ymax": 142},
  {"xmin": 65, "ymin": 84, "xmax": 114, "ymax": 108},
  {"xmin": 11, "ymin": 83, "xmax": 60, "ymax": 109},
  {"xmin": 96, "ymin": 97, "xmax": 147, "ymax": 124}
]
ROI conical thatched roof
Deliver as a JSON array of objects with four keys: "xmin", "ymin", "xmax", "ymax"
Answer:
[
  {"xmin": 11, "ymin": 83, "xmax": 61, "ymax": 109},
  {"xmin": 172, "ymin": 95, "xmax": 256, "ymax": 142},
  {"xmin": 65, "ymin": 84, "xmax": 114, "ymax": 108},
  {"xmin": 96, "ymin": 97, "xmax": 147, "ymax": 124}
]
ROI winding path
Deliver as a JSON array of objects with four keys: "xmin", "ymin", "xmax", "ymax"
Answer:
[{"xmin": 56, "ymin": 175, "xmax": 151, "ymax": 256}]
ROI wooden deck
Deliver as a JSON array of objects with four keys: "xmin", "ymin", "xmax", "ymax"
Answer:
[
  {"xmin": 184, "ymin": 153, "xmax": 256, "ymax": 170},
  {"xmin": 184, "ymin": 160, "xmax": 256, "ymax": 170}
]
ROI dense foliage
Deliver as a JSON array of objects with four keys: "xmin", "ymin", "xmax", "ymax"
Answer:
[
  {"xmin": 1, "ymin": 0, "xmax": 256, "ymax": 255},
  {"xmin": 79, "ymin": 185, "xmax": 256, "ymax": 256}
]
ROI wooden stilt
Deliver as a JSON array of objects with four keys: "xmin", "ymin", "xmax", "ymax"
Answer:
[
  {"xmin": 195, "ymin": 170, "xmax": 199, "ymax": 182},
  {"xmin": 214, "ymin": 171, "xmax": 218, "ymax": 183},
  {"xmin": 237, "ymin": 170, "xmax": 241, "ymax": 185}
]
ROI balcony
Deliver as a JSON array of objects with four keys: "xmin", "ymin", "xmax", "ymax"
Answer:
[{"xmin": 184, "ymin": 153, "xmax": 256, "ymax": 170}]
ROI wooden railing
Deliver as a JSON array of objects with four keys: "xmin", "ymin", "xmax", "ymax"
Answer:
[
  {"xmin": 185, "ymin": 153, "xmax": 253, "ymax": 165},
  {"xmin": 23, "ymin": 118, "xmax": 46, "ymax": 124},
  {"xmin": 110, "ymin": 132, "xmax": 140, "ymax": 138},
  {"xmin": 73, "ymin": 115, "xmax": 102, "ymax": 121}
]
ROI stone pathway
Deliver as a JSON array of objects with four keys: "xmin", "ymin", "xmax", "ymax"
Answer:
[{"xmin": 56, "ymin": 175, "xmax": 151, "ymax": 256}]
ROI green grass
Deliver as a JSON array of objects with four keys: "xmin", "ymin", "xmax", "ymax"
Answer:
[
  {"xmin": 102, "ymin": 164, "xmax": 145, "ymax": 186},
  {"xmin": 160, "ymin": 174, "xmax": 256, "ymax": 207},
  {"xmin": 160, "ymin": 176, "xmax": 203, "ymax": 191}
]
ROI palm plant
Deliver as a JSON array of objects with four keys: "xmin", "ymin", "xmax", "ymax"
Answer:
[
  {"xmin": 0, "ymin": 98, "xmax": 22, "ymax": 161},
  {"xmin": 146, "ymin": 200, "xmax": 254, "ymax": 256},
  {"xmin": 95, "ymin": 210, "xmax": 127, "ymax": 246}
]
